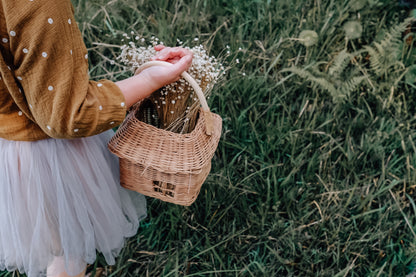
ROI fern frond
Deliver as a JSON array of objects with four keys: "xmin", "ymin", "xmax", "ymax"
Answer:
[
  {"xmin": 340, "ymin": 76, "xmax": 366, "ymax": 96},
  {"xmin": 364, "ymin": 45, "xmax": 383, "ymax": 76},
  {"xmin": 365, "ymin": 18, "xmax": 414, "ymax": 77},
  {"xmin": 328, "ymin": 49, "xmax": 353, "ymax": 77},
  {"xmin": 282, "ymin": 67, "xmax": 338, "ymax": 101},
  {"xmin": 383, "ymin": 18, "xmax": 414, "ymax": 43},
  {"xmin": 311, "ymin": 76, "xmax": 339, "ymax": 101},
  {"xmin": 281, "ymin": 66, "xmax": 316, "ymax": 81}
]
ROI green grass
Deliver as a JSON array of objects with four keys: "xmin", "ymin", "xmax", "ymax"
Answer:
[{"xmin": 3, "ymin": 0, "xmax": 416, "ymax": 276}]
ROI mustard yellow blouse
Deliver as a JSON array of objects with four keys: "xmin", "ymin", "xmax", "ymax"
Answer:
[{"xmin": 0, "ymin": 0, "xmax": 127, "ymax": 141}]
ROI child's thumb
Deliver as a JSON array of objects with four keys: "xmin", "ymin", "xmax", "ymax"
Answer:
[{"xmin": 173, "ymin": 55, "xmax": 193, "ymax": 74}]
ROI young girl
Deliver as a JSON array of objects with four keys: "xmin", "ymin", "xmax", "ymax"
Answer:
[{"xmin": 0, "ymin": 0, "xmax": 193, "ymax": 276}]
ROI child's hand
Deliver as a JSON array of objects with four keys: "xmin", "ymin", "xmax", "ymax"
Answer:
[
  {"xmin": 152, "ymin": 45, "xmax": 193, "ymax": 64},
  {"xmin": 116, "ymin": 46, "xmax": 193, "ymax": 108},
  {"xmin": 140, "ymin": 46, "xmax": 193, "ymax": 89}
]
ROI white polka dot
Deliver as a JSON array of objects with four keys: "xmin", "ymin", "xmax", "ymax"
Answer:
[
  {"xmin": 42, "ymin": 52, "xmax": 48, "ymax": 58},
  {"xmin": 29, "ymin": 104, "xmax": 33, "ymax": 109},
  {"xmin": 48, "ymin": 86, "xmax": 54, "ymax": 91},
  {"xmin": 85, "ymin": 54, "xmax": 88, "ymax": 59},
  {"xmin": 74, "ymin": 129, "xmax": 79, "ymax": 133},
  {"xmin": 110, "ymin": 122, "xmax": 115, "ymax": 125},
  {"xmin": 70, "ymin": 50, "xmax": 73, "ymax": 55},
  {"xmin": 9, "ymin": 31, "xmax": 16, "ymax": 37},
  {"xmin": 68, "ymin": 19, "xmax": 72, "ymax": 24},
  {"xmin": 17, "ymin": 76, "xmax": 22, "ymax": 81},
  {"xmin": 48, "ymin": 18, "xmax": 53, "ymax": 24},
  {"xmin": 46, "ymin": 125, "xmax": 51, "ymax": 130},
  {"xmin": 7, "ymin": 66, "xmax": 11, "ymax": 70},
  {"xmin": 18, "ymin": 111, "xmax": 22, "ymax": 116},
  {"xmin": 99, "ymin": 105, "xmax": 103, "ymax": 110},
  {"xmin": 97, "ymin": 83, "xmax": 103, "ymax": 87},
  {"xmin": 23, "ymin": 48, "xmax": 28, "ymax": 53},
  {"xmin": 120, "ymin": 102, "xmax": 125, "ymax": 107},
  {"xmin": 2, "ymin": 38, "xmax": 8, "ymax": 43}
]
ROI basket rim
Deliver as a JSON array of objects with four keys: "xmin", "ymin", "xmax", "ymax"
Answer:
[
  {"xmin": 124, "ymin": 107, "xmax": 220, "ymax": 140},
  {"xmin": 107, "ymin": 108, "xmax": 222, "ymax": 170}
]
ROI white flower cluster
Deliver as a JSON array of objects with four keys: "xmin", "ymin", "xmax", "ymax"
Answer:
[
  {"xmin": 118, "ymin": 36, "xmax": 224, "ymax": 90},
  {"xmin": 118, "ymin": 35, "xmax": 225, "ymax": 133}
]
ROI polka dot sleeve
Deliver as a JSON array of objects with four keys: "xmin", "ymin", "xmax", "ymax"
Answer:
[{"xmin": 0, "ymin": 0, "xmax": 127, "ymax": 138}]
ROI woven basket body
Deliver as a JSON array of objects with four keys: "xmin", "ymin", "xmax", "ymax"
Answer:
[
  {"xmin": 108, "ymin": 61, "xmax": 222, "ymax": 206},
  {"xmin": 109, "ymin": 108, "xmax": 222, "ymax": 206}
]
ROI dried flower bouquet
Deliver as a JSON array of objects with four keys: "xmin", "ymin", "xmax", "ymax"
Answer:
[{"xmin": 118, "ymin": 36, "xmax": 225, "ymax": 133}]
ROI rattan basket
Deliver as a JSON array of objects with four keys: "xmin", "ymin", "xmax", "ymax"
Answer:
[{"xmin": 108, "ymin": 61, "xmax": 222, "ymax": 206}]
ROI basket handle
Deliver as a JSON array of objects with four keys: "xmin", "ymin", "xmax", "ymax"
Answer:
[{"xmin": 134, "ymin": 60, "xmax": 214, "ymax": 135}]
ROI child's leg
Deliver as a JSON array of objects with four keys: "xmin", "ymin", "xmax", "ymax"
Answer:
[
  {"xmin": 51, "ymin": 269, "xmax": 86, "ymax": 277},
  {"xmin": 47, "ymin": 256, "xmax": 87, "ymax": 277}
]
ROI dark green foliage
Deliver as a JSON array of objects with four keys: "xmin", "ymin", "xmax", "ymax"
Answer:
[{"xmin": 2, "ymin": 0, "xmax": 416, "ymax": 276}]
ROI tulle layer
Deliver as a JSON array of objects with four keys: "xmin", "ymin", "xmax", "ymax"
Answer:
[{"xmin": 0, "ymin": 130, "xmax": 147, "ymax": 277}]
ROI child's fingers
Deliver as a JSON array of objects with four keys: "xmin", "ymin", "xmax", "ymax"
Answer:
[
  {"xmin": 154, "ymin": 45, "xmax": 165, "ymax": 51},
  {"xmin": 160, "ymin": 55, "xmax": 192, "ymax": 79},
  {"xmin": 152, "ymin": 48, "xmax": 178, "ymax": 61},
  {"xmin": 152, "ymin": 47, "xmax": 193, "ymax": 63},
  {"xmin": 171, "ymin": 54, "xmax": 193, "ymax": 74}
]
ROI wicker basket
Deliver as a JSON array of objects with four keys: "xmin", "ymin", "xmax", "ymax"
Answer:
[{"xmin": 108, "ymin": 61, "xmax": 222, "ymax": 206}]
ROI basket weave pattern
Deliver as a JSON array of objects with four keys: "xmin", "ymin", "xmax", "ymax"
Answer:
[{"xmin": 108, "ymin": 61, "xmax": 222, "ymax": 206}]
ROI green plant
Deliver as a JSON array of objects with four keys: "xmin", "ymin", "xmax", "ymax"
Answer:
[
  {"xmin": 3, "ymin": 0, "xmax": 416, "ymax": 276},
  {"xmin": 281, "ymin": 49, "xmax": 367, "ymax": 103}
]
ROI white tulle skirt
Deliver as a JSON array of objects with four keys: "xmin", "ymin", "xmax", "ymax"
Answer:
[{"xmin": 0, "ymin": 130, "xmax": 147, "ymax": 277}]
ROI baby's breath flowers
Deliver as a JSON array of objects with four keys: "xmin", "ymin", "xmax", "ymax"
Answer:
[{"xmin": 118, "ymin": 36, "xmax": 225, "ymax": 133}]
